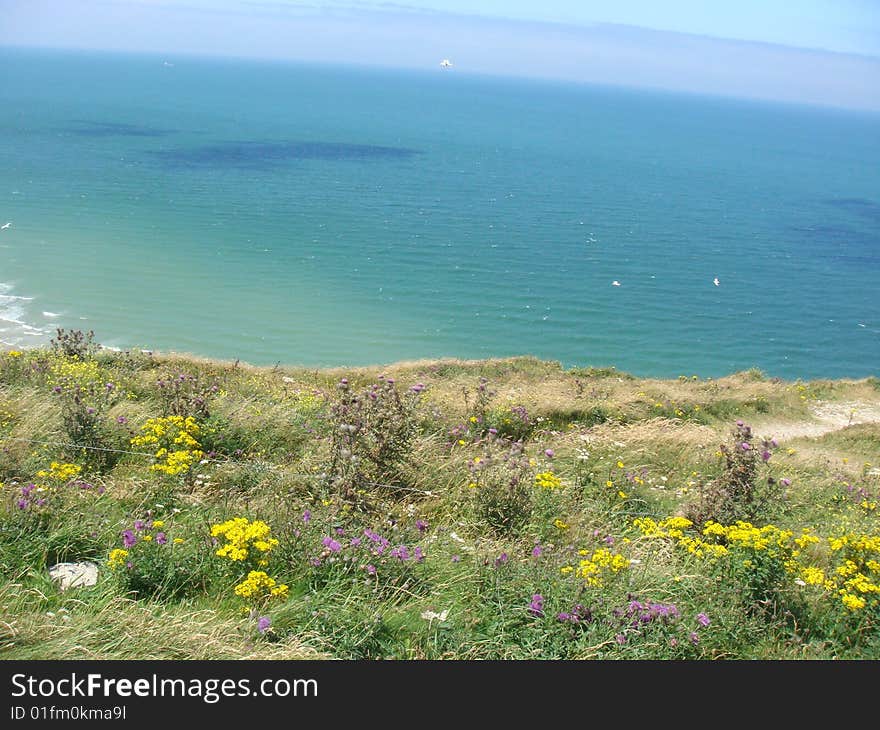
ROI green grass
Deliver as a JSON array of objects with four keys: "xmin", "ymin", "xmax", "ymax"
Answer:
[{"xmin": 1, "ymin": 344, "xmax": 878, "ymax": 660}]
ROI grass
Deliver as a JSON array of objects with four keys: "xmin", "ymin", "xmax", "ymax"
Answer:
[{"xmin": 1, "ymin": 342, "xmax": 878, "ymax": 660}]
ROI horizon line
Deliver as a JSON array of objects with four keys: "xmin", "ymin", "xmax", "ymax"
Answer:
[{"xmin": 2, "ymin": 41, "xmax": 878, "ymax": 117}]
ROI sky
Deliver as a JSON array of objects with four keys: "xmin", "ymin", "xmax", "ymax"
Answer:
[{"xmin": 1, "ymin": 0, "xmax": 879, "ymax": 110}]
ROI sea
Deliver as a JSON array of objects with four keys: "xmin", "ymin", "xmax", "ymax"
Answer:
[{"xmin": 1, "ymin": 47, "xmax": 878, "ymax": 379}]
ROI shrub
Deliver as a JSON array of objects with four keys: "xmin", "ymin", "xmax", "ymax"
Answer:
[
  {"xmin": 685, "ymin": 421, "xmax": 786, "ymax": 525},
  {"xmin": 50, "ymin": 328, "xmax": 98, "ymax": 359},
  {"xmin": 156, "ymin": 372, "xmax": 219, "ymax": 420},
  {"xmin": 0, "ymin": 464, "xmax": 107, "ymax": 572},
  {"xmin": 325, "ymin": 375, "xmax": 425, "ymax": 500},
  {"xmin": 108, "ymin": 517, "xmax": 210, "ymax": 599},
  {"xmin": 467, "ymin": 435, "xmax": 533, "ymax": 535},
  {"xmin": 485, "ymin": 404, "xmax": 535, "ymax": 441},
  {"xmin": 49, "ymin": 358, "xmax": 121, "ymax": 470}
]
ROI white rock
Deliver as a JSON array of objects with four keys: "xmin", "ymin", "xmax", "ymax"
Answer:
[{"xmin": 48, "ymin": 562, "xmax": 99, "ymax": 591}]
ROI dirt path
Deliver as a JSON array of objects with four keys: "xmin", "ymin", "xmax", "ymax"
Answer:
[{"xmin": 757, "ymin": 401, "xmax": 880, "ymax": 442}]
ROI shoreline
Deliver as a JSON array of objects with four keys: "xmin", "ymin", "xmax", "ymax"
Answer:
[{"xmin": 2, "ymin": 340, "xmax": 878, "ymax": 386}]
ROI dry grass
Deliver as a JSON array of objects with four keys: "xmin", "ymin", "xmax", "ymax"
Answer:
[{"xmin": 0, "ymin": 582, "xmax": 324, "ymax": 660}]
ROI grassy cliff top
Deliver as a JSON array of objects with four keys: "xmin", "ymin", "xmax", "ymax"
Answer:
[{"xmin": 1, "ymin": 342, "xmax": 879, "ymax": 659}]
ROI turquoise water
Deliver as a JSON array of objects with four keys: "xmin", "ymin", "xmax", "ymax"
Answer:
[{"xmin": 1, "ymin": 47, "xmax": 878, "ymax": 378}]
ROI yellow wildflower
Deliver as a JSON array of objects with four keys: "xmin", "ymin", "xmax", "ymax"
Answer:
[
  {"xmin": 534, "ymin": 471, "xmax": 562, "ymax": 490},
  {"xmin": 801, "ymin": 566, "xmax": 825, "ymax": 586},
  {"xmin": 841, "ymin": 593, "xmax": 866, "ymax": 611},
  {"xmin": 108, "ymin": 548, "xmax": 129, "ymax": 569}
]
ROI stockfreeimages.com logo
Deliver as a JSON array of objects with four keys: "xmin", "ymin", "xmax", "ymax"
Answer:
[{"xmin": 11, "ymin": 673, "xmax": 317, "ymax": 704}]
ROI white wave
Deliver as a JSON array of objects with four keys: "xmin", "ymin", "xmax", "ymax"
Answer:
[
  {"xmin": 42, "ymin": 311, "xmax": 62, "ymax": 318},
  {"xmin": 0, "ymin": 281, "xmax": 50, "ymax": 348},
  {"xmin": 0, "ymin": 303, "xmax": 26, "ymax": 324}
]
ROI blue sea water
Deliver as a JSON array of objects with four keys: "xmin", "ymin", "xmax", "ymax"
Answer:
[{"xmin": 0, "ymin": 47, "xmax": 878, "ymax": 378}]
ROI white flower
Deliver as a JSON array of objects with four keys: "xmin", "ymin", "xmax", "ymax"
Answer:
[
  {"xmin": 795, "ymin": 579, "xmax": 806, "ymax": 587},
  {"xmin": 420, "ymin": 609, "xmax": 449, "ymax": 622}
]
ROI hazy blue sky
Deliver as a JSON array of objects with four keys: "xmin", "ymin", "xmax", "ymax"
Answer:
[{"xmin": 2, "ymin": 0, "xmax": 879, "ymax": 109}]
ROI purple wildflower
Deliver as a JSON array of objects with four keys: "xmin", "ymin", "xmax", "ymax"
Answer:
[
  {"xmin": 116, "ymin": 415, "xmax": 127, "ymax": 425},
  {"xmin": 364, "ymin": 528, "xmax": 389, "ymax": 545},
  {"xmin": 528, "ymin": 594, "xmax": 545, "ymax": 618},
  {"xmin": 616, "ymin": 634, "xmax": 627, "ymax": 645},
  {"xmin": 156, "ymin": 532, "xmax": 168, "ymax": 545},
  {"xmin": 696, "ymin": 613, "xmax": 711, "ymax": 627},
  {"xmin": 762, "ymin": 450, "xmax": 772, "ymax": 462},
  {"xmin": 413, "ymin": 546, "xmax": 425, "ymax": 562},
  {"xmin": 365, "ymin": 564, "xmax": 377, "ymax": 575},
  {"xmin": 416, "ymin": 519, "xmax": 428, "ymax": 533},
  {"xmin": 350, "ymin": 537, "xmax": 362, "ymax": 547},
  {"xmin": 741, "ymin": 442, "xmax": 751, "ymax": 451},
  {"xmin": 544, "ymin": 449, "xmax": 555, "ymax": 458},
  {"xmin": 532, "ymin": 544, "xmax": 543, "ymax": 558},
  {"xmin": 302, "ymin": 509, "xmax": 311, "ymax": 523},
  {"xmin": 494, "ymin": 552, "xmax": 509, "ymax": 567},
  {"xmin": 257, "ymin": 616, "xmax": 271, "ymax": 635},
  {"xmin": 16, "ymin": 499, "xmax": 28, "ymax": 510},
  {"xmin": 689, "ymin": 632, "xmax": 700, "ymax": 646},
  {"xmin": 654, "ymin": 603, "xmax": 678, "ymax": 618},
  {"xmin": 781, "ymin": 478, "xmax": 791, "ymax": 487},
  {"xmin": 134, "ymin": 520, "xmax": 146, "ymax": 531},
  {"xmin": 122, "ymin": 530, "xmax": 137, "ymax": 548},
  {"xmin": 451, "ymin": 555, "xmax": 460, "ymax": 563},
  {"xmin": 321, "ymin": 536, "xmax": 342, "ymax": 553},
  {"xmin": 557, "ymin": 612, "xmax": 571, "ymax": 622}
]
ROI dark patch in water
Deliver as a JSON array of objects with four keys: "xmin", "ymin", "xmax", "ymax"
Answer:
[
  {"xmin": 791, "ymin": 224, "xmax": 880, "ymax": 265},
  {"xmin": 150, "ymin": 140, "xmax": 420, "ymax": 168},
  {"xmin": 825, "ymin": 197, "xmax": 880, "ymax": 223},
  {"xmin": 64, "ymin": 121, "xmax": 175, "ymax": 137}
]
